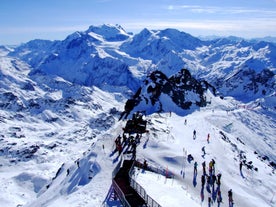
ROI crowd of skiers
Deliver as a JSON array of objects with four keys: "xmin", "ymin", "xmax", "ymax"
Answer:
[
  {"xmin": 191, "ymin": 126, "xmax": 234, "ymax": 206},
  {"xmin": 192, "ymin": 158, "xmax": 234, "ymax": 207},
  {"xmin": 191, "ymin": 156, "xmax": 235, "ymax": 207}
]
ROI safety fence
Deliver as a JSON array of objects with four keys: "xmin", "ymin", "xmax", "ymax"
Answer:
[
  {"xmin": 109, "ymin": 157, "xmax": 131, "ymax": 207},
  {"xmin": 112, "ymin": 179, "xmax": 131, "ymax": 207},
  {"xmin": 109, "ymin": 155, "xmax": 162, "ymax": 207},
  {"xmin": 128, "ymin": 161, "xmax": 162, "ymax": 207}
]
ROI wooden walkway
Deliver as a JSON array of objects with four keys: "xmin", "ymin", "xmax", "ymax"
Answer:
[{"xmin": 113, "ymin": 160, "xmax": 146, "ymax": 207}]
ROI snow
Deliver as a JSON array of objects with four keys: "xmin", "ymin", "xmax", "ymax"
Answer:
[
  {"xmin": 1, "ymin": 92, "xmax": 274, "ymax": 207},
  {"xmin": 0, "ymin": 24, "xmax": 275, "ymax": 207},
  {"xmin": 132, "ymin": 96, "xmax": 275, "ymax": 207}
]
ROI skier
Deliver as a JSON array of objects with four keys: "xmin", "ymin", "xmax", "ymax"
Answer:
[
  {"xmin": 217, "ymin": 189, "xmax": 222, "ymax": 206},
  {"xmin": 194, "ymin": 161, "xmax": 198, "ymax": 175},
  {"xmin": 201, "ymin": 174, "xmax": 206, "ymax": 187},
  {"xmin": 208, "ymin": 196, "xmax": 212, "ymax": 207},
  {"xmin": 207, "ymin": 133, "xmax": 210, "ymax": 143},
  {"xmin": 202, "ymin": 146, "xmax": 206, "ymax": 157},
  {"xmin": 239, "ymin": 161, "xmax": 243, "ymax": 172},
  {"xmin": 211, "ymin": 159, "xmax": 216, "ymax": 174},
  {"xmin": 193, "ymin": 130, "xmax": 196, "ymax": 139},
  {"xmin": 228, "ymin": 189, "xmax": 234, "ymax": 207},
  {"xmin": 202, "ymin": 161, "xmax": 206, "ymax": 175},
  {"xmin": 209, "ymin": 161, "xmax": 213, "ymax": 175},
  {"xmin": 217, "ymin": 173, "xmax": 222, "ymax": 186}
]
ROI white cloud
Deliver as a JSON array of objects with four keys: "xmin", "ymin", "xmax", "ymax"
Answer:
[
  {"xmin": 123, "ymin": 18, "xmax": 276, "ymax": 37},
  {"xmin": 167, "ymin": 4, "xmax": 276, "ymax": 17}
]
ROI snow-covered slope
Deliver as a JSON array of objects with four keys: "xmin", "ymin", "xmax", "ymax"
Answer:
[
  {"xmin": 3, "ymin": 90, "xmax": 274, "ymax": 207},
  {"xmin": 0, "ymin": 54, "xmax": 126, "ymax": 206}
]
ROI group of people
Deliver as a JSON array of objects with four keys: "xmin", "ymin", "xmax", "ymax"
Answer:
[
  {"xmin": 188, "ymin": 125, "xmax": 234, "ymax": 206},
  {"xmin": 192, "ymin": 158, "xmax": 234, "ymax": 207},
  {"xmin": 114, "ymin": 132, "xmax": 143, "ymax": 159}
]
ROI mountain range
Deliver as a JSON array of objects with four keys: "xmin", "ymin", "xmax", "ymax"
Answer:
[{"xmin": 7, "ymin": 24, "xmax": 275, "ymax": 104}]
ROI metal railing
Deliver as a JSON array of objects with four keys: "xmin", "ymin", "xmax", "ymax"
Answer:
[
  {"xmin": 110, "ymin": 156, "xmax": 132, "ymax": 207},
  {"xmin": 128, "ymin": 161, "xmax": 162, "ymax": 207},
  {"xmin": 112, "ymin": 179, "xmax": 131, "ymax": 207},
  {"xmin": 110, "ymin": 156, "xmax": 162, "ymax": 207}
]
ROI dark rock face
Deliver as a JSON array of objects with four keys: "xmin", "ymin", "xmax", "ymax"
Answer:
[{"xmin": 121, "ymin": 68, "xmax": 216, "ymax": 117}]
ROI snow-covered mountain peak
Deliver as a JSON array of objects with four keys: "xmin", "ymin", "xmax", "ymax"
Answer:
[
  {"xmin": 86, "ymin": 24, "xmax": 130, "ymax": 41},
  {"xmin": 157, "ymin": 28, "xmax": 203, "ymax": 49},
  {"xmin": 5, "ymin": 24, "xmax": 276, "ymax": 108}
]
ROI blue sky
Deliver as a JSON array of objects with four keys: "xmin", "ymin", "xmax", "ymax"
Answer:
[{"xmin": 0, "ymin": 0, "xmax": 276, "ymax": 45}]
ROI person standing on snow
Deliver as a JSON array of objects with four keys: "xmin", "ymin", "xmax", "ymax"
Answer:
[
  {"xmin": 208, "ymin": 196, "xmax": 213, "ymax": 207},
  {"xmin": 240, "ymin": 161, "xmax": 243, "ymax": 172},
  {"xmin": 228, "ymin": 189, "xmax": 234, "ymax": 206},
  {"xmin": 193, "ymin": 130, "xmax": 196, "ymax": 139},
  {"xmin": 217, "ymin": 189, "xmax": 222, "ymax": 206},
  {"xmin": 202, "ymin": 146, "xmax": 206, "ymax": 157},
  {"xmin": 207, "ymin": 133, "xmax": 210, "ymax": 143},
  {"xmin": 201, "ymin": 174, "xmax": 206, "ymax": 187},
  {"xmin": 217, "ymin": 173, "xmax": 222, "ymax": 186},
  {"xmin": 211, "ymin": 159, "xmax": 216, "ymax": 174},
  {"xmin": 194, "ymin": 161, "xmax": 198, "ymax": 175},
  {"xmin": 202, "ymin": 161, "xmax": 206, "ymax": 175},
  {"xmin": 209, "ymin": 161, "xmax": 213, "ymax": 175}
]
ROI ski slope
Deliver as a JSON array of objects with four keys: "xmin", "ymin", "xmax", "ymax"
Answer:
[
  {"xmin": 2, "ymin": 94, "xmax": 272, "ymax": 207},
  {"xmin": 134, "ymin": 96, "xmax": 275, "ymax": 207}
]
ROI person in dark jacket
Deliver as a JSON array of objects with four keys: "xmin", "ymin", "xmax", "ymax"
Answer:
[
  {"xmin": 228, "ymin": 189, "xmax": 233, "ymax": 206},
  {"xmin": 201, "ymin": 175, "xmax": 206, "ymax": 187},
  {"xmin": 194, "ymin": 161, "xmax": 198, "ymax": 175}
]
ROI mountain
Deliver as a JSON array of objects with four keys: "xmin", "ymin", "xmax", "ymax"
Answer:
[
  {"xmin": 9, "ymin": 24, "xmax": 140, "ymax": 91},
  {"xmin": 250, "ymin": 36, "xmax": 276, "ymax": 44},
  {"xmin": 120, "ymin": 28, "xmax": 203, "ymax": 76},
  {"xmin": 120, "ymin": 69, "xmax": 216, "ymax": 119},
  {"xmin": 8, "ymin": 24, "xmax": 275, "ymax": 106},
  {"xmin": 0, "ymin": 24, "xmax": 275, "ymax": 207}
]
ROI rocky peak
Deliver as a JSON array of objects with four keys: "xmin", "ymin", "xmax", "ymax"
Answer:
[{"xmin": 121, "ymin": 68, "xmax": 216, "ymax": 118}]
